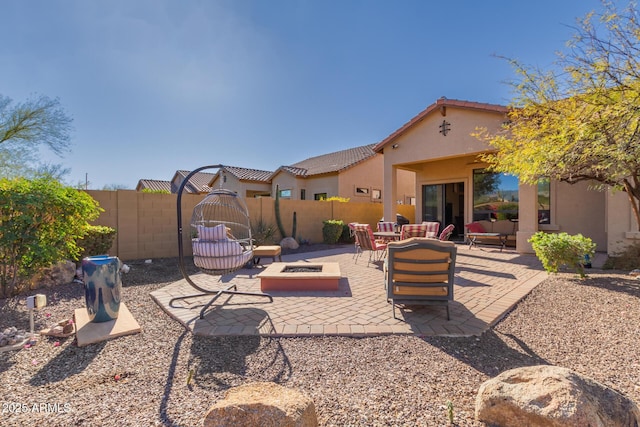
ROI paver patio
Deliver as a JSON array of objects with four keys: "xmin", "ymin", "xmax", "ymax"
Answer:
[{"xmin": 150, "ymin": 245, "xmax": 569, "ymax": 337}]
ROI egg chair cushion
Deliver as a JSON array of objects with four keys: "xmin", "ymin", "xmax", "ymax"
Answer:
[
  {"xmin": 197, "ymin": 224, "xmax": 228, "ymax": 242},
  {"xmin": 192, "ymin": 239, "xmax": 251, "ymax": 271},
  {"xmin": 192, "ymin": 239, "xmax": 243, "ymax": 257}
]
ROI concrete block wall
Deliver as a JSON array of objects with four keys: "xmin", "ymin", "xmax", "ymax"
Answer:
[{"xmin": 85, "ymin": 190, "xmax": 415, "ymax": 261}]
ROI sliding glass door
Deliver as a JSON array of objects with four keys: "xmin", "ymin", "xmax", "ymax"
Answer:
[{"xmin": 422, "ymin": 182, "xmax": 464, "ymax": 239}]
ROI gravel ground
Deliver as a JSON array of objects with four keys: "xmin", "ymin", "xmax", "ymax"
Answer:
[{"xmin": 1, "ymin": 246, "xmax": 639, "ymax": 426}]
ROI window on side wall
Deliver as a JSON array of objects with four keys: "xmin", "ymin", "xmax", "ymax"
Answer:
[
  {"xmin": 355, "ymin": 187, "xmax": 369, "ymax": 196},
  {"xmin": 538, "ymin": 178, "xmax": 551, "ymax": 224},
  {"xmin": 314, "ymin": 193, "xmax": 327, "ymax": 201},
  {"xmin": 300, "ymin": 189, "xmax": 306, "ymax": 200},
  {"xmin": 279, "ymin": 189, "xmax": 292, "ymax": 198},
  {"xmin": 473, "ymin": 169, "xmax": 519, "ymax": 221}
]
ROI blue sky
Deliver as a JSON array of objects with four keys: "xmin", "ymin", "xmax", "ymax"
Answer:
[{"xmin": 1, "ymin": 0, "xmax": 604, "ymax": 189}]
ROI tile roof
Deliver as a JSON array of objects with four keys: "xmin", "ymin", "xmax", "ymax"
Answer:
[
  {"xmin": 277, "ymin": 144, "xmax": 378, "ymax": 178},
  {"xmin": 220, "ymin": 166, "xmax": 272, "ymax": 182},
  {"xmin": 373, "ymin": 97, "xmax": 508, "ymax": 152},
  {"xmin": 174, "ymin": 170, "xmax": 217, "ymax": 193},
  {"xmin": 136, "ymin": 179, "xmax": 172, "ymax": 192}
]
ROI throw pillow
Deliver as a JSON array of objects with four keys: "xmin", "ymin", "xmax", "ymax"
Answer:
[{"xmin": 465, "ymin": 222, "xmax": 486, "ymax": 233}]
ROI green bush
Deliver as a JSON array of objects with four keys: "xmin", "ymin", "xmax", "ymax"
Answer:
[
  {"xmin": 77, "ymin": 225, "xmax": 117, "ymax": 260},
  {"xmin": 251, "ymin": 219, "xmax": 278, "ymax": 246},
  {"xmin": 338, "ymin": 223, "xmax": 355, "ymax": 243},
  {"xmin": 141, "ymin": 188, "xmax": 170, "ymax": 194},
  {"xmin": 528, "ymin": 231, "xmax": 596, "ymax": 278},
  {"xmin": 0, "ymin": 178, "xmax": 102, "ymax": 296},
  {"xmin": 322, "ymin": 219, "xmax": 344, "ymax": 244}
]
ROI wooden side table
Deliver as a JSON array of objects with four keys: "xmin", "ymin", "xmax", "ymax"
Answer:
[{"xmin": 253, "ymin": 245, "xmax": 282, "ymax": 265}]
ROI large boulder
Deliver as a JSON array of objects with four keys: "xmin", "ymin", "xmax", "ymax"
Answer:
[
  {"xmin": 28, "ymin": 260, "xmax": 77, "ymax": 291},
  {"xmin": 476, "ymin": 365, "xmax": 640, "ymax": 427},
  {"xmin": 280, "ymin": 237, "xmax": 299, "ymax": 250},
  {"xmin": 203, "ymin": 382, "xmax": 317, "ymax": 427}
]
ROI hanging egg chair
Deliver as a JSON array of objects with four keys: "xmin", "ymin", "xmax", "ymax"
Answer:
[{"xmin": 171, "ymin": 165, "xmax": 272, "ymax": 319}]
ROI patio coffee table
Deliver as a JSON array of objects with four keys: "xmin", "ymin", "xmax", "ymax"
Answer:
[{"xmin": 467, "ymin": 232, "xmax": 507, "ymax": 252}]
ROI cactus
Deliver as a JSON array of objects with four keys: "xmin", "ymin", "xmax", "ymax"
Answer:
[
  {"xmin": 274, "ymin": 184, "xmax": 287, "ymax": 238},
  {"xmin": 292, "ymin": 211, "xmax": 297, "ymax": 240}
]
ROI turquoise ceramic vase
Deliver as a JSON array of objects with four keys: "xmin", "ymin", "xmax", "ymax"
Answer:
[{"xmin": 82, "ymin": 255, "xmax": 123, "ymax": 323}]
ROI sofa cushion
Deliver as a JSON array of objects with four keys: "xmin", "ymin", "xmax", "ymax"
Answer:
[{"xmin": 465, "ymin": 222, "xmax": 486, "ymax": 233}]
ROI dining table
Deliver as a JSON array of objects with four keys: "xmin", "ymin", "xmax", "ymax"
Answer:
[{"xmin": 373, "ymin": 231, "xmax": 402, "ymax": 241}]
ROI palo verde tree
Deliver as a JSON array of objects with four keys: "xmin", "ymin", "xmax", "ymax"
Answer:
[
  {"xmin": 477, "ymin": 0, "xmax": 640, "ymax": 229},
  {"xmin": 0, "ymin": 93, "xmax": 72, "ymax": 179}
]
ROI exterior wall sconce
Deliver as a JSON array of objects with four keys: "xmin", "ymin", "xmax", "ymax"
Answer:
[{"xmin": 391, "ymin": 143, "xmax": 399, "ymax": 149}]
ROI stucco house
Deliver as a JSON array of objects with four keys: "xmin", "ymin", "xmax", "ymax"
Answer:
[
  {"xmin": 135, "ymin": 179, "xmax": 172, "ymax": 193},
  {"xmin": 137, "ymin": 145, "xmax": 414, "ymax": 203},
  {"xmin": 170, "ymin": 170, "xmax": 216, "ymax": 194},
  {"xmin": 270, "ymin": 143, "xmax": 415, "ymax": 203},
  {"xmin": 208, "ymin": 166, "xmax": 273, "ymax": 198},
  {"xmin": 374, "ymin": 97, "xmax": 639, "ymax": 254},
  {"xmin": 136, "ymin": 170, "xmax": 215, "ymax": 194}
]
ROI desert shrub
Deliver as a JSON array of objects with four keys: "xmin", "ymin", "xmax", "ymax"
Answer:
[
  {"xmin": 141, "ymin": 188, "xmax": 170, "ymax": 194},
  {"xmin": 76, "ymin": 225, "xmax": 117, "ymax": 260},
  {"xmin": 0, "ymin": 178, "xmax": 102, "ymax": 296},
  {"xmin": 529, "ymin": 231, "xmax": 596, "ymax": 278},
  {"xmin": 322, "ymin": 220, "xmax": 344, "ymax": 244},
  {"xmin": 602, "ymin": 241, "xmax": 640, "ymax": 270},
  {"xmin": 338, "ymin": 223, "xmax": 355, "ymax": 243},
  {"xmin": 322, "ymin": 196, "xmax": 350, "ymax": 203},
  {"xmin": 251, "ymin": 219, "xmax": 278, "ymax": 246}
]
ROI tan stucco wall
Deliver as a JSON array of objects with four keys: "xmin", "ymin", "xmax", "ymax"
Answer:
[
  {"xmin": 379, "ymin": 104, "xmax": 627, "ymax": 253},
  {"xmin": 396, "ymin": 169, "xmax": 416, "ymax": 205},
  {"xmin": 270, "ymin": 155, "xmax": 415, "ymax": 203},
  {"xmin": 339, "ymin": 155, "xmax": 383, "ymax": 202},
  {"xmin": 210, "ymin": 172, "xmax": 271, "ymax": 198},
  {"xmin": 336, "ymin": 155, "xmax": 416, "ymax": 205},
  {"xmin": 606, "ymin": 189, "xmax": 640, "ymax": 254},
  {"xmin": 552, "ymin": 181, "xmax": 606, "ymax": 250},
  {"xmin": 383, "ymin": 108, "xmax": 505, "ymax": 169},
  {"xmin": 271, "ymin": 173, "xmax": 300, "ymax": 199},
  {"xmin": 382, "ymin": 107, "xmax": 505, "ymax": 226},
  {"xmin": 300, "ymin": 174, "xmax": 339, "ymax": 200}
]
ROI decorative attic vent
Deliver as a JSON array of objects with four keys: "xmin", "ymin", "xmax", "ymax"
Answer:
[{"xmin": 439, "ymin": 120, "xmax": 451, "ymax": 136}]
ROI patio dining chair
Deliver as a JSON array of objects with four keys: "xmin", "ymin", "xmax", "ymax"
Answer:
[
  {"xmin": 377, "ymin": 221, "xmax": 397, "ymax": 242},
  {"xmin": 400, "ymin": 223, "xmax": 430, "ymax": 240},
  {"xmin": 348, "ymin": 222, "xmax": 360, "ymax": 254},
  {"xmin": 438, "ymin": 224, "xmax": 455, "ymax": 241},
  {"xmin": 377, "ymin": 221, "xmax": 395, "ymax": 232},
  {"xmin": 354, "ymin": 224, "xmax": 388, "ymax": 265},
  {"xmin": 421, "ymin": 221, "xmax": 440, "ymax": 238}
]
